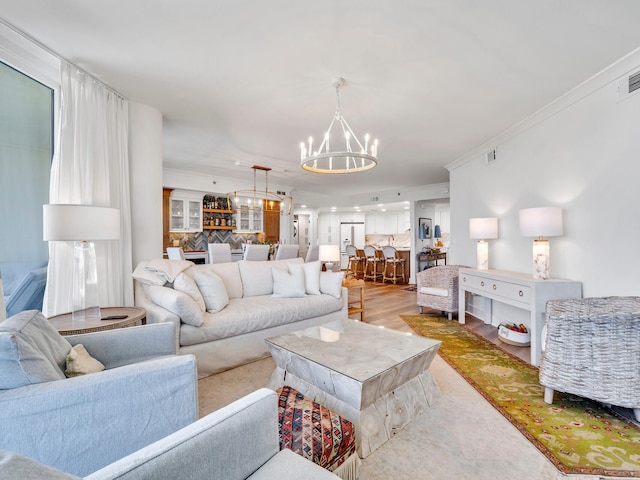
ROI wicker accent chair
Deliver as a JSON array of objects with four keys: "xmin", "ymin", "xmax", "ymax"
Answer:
[
  {"xmin": 416, "ymin": 265, "xmax": 464, "ymax": 320},
  {"xmin": 539, "ymin": 296, "xmax": 640, "ymax": 421}
]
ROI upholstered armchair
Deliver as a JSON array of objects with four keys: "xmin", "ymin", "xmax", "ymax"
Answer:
[
  {"xmin": 540, "ymin": 296, "xmax": 640, "ymax": 421},
  {"xmin": 0, "ymin": 310, "xmax": 198, "ymax": 477},
  {"xmin": 0, "ymin": 389, "xmax": 339, "ymax": 480},
  {"xmin": 416, "ymin": 265, "xmax": 464, "ymax": 320}
]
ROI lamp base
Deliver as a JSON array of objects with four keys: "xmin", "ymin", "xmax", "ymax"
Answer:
[
  {"xmin": 532, "ymin": 239, "xmax": 550, "ymax": 280},
  {"xmin": 72, "ymin": 306, "xmax": 101, "ymax": 323},
  {"xmin": 72, "ymin": 241, "xmax": 101, "ymax": 322},
  {"xmin": 476, "ymin": 240, "xmax": 489, "ymax": 270}
]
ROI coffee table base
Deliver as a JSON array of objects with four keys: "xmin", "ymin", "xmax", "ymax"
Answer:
[{"xmin": 268, "ymin": 367, "xmax": 441, "ymax": 458}]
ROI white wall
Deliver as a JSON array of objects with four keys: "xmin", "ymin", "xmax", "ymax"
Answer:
[
  {"xmin": 129, "ymin": 102, "xmax": 163, "ymax": 264},
  {"xmin": 448, "ymin": 49, "xmax": 640, "ymax": 298}
]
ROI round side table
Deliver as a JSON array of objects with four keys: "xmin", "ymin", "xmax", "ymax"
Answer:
[{"xmin": 48, "ymin": 306, "xmax": 147, "ymax": 335}]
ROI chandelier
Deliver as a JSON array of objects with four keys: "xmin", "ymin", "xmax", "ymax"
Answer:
[
  {"xmin": 228, "ymin": 165, "xmax": 292, "ymax": 215},
  {"xmin": 300, "ymin": 77, "xmax": 378, "ymax": 174}
]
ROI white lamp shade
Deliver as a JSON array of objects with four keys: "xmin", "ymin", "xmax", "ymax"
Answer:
[
  {"xmin": 469, "ymin": 217, "xmax": 498, "ymax": 240},
  {"xmin": 319, "ymin": 244, "xmax": 340, "ymax": 262},
  {"xmin": 43, "ymin": 204, "xmax": 121, "ymax": 241},
  {"xmin": 519, "ymin": 207, "xmax": 563, "ymax": 237}
]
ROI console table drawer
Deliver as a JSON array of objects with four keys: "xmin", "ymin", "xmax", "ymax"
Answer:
[{"xmin": 461, "ymin": 274, "xmax": 531, "ymax": 306}]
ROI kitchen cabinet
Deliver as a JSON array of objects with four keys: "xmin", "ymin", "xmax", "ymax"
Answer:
[
  {"xmin": 366, "ymin": 212, "xmax": 410, "ymax": 234},
  {"xmin": 170, "ymin": 191, "xmax": 202, "ymax": 232},
  {"xmin": 236, "ymin": 206, "xmax": 263, "ymax": 232},
  {"xmin": 318, "ymin": 214, "xmax": 340, "ymax": 244},
  {"xmin": 263, "ymin": 201, "xmax": 281, "ymax": 243}
]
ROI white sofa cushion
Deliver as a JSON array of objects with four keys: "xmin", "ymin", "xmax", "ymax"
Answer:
[
  {"xmin": 195, "ymin": 270, "xmax": 229, "ymax": 313},
  {"xmin": 419, "ymin": 286, "xmax": 449, "ymax": 297},
  {"xmin": 319, "ymin": 271, "xmax": 345, "ymax": 299},
  {"xmin": 238, "ymin": 258, "xmax": 304, "ymax": 298},
  {"xmin": 179, "ymin": 294, "xmax": 344, "ymax": 346},
  {"xmin": 272, "ymin": 267, "xmax": 306, "ymax": 298},
  {"xmin": 149, "ymin": 286, "xmax": 204, "ymax": 327},
  {"xmin": 174, "ymin": 272, "xmax": 206, "ymax": 312}
]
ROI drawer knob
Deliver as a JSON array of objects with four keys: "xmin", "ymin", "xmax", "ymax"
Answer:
[
  {"xmin": 519, "ymin": 290, "xmax": 524, "ymax": 297},
  {"xmin": 480, "ymin": 281, "xmax": 485, "ymax": 287},
  {"xmin": 492, "ymin": 284, "xmax": 497, "ymax": 290}
]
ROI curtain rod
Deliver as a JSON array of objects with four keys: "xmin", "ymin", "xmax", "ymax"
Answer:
[{"xmin": 0, "ymin": 17, "xmax": 127, "ymax": 101}]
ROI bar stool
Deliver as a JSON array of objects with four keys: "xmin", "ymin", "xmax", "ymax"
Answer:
[
  {"xmin": 355, "ymin": 248, "xmax": 366, "ymax": 278},
  {"xmin": 382, "ymin": 246, "xmax": 405, "ymax": 284},
  {"xmin": 363, "ymin": 245, "xmax": 383, "ymax": 282},
  {"xmin": 345, "ymin": 245, "xmax": 358, "ymax": 277}
]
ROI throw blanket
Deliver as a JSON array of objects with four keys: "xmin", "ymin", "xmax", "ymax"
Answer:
[{"xmin": 132, "ymin": 259, "xmax": 193, "ymax": 285}]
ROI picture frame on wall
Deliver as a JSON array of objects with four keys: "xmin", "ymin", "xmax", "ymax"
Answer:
[{"xmin": 419, "ymin": 217, "xmax": 432, "ymax": 239}]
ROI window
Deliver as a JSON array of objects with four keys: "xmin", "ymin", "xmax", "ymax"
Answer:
[{"xmin": 0, "ymin": 60, "xmax": 54, "ymax": 314}]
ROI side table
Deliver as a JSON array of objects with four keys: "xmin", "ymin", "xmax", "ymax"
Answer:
[
  {"xmin": 343, "ymin": 278, "xmax": 365, "ymax": 322},
  {"xmin": 48, "ymin": 306, "xmax": 147, "ymax": 335}
]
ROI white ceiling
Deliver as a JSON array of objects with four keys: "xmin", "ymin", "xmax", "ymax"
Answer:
[{"xmin": 3, "ymin": 1, "xmax": 640, "ymax": 208}]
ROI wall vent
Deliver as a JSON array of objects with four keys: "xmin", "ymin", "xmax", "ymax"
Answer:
[
  {"xmin": 485, "ymin": 149, "xmax": 497, "ymax": 164},
  {"xmin": 617, "ymin": 69, "xmax": 640, "ymax": 101}
]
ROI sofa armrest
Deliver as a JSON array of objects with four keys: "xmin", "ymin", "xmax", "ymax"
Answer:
[
  {"xmin": 66, "ymin": 322, "xmax": 178, "ymax": 369},
  {"xmin": 0, "ymin": 354, "xmax": 198, "ymax": 477},
  {"xmin": 87, "ymin": 388, "xmax": 279, "ymax": 480}
]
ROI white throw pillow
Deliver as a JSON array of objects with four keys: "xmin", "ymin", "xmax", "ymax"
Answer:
[
  {"xmin": 148, "ymin": 286, "xmax": 204, "ymax": 327},
  {"xmin": 320, "ymin": 271, "xmax": 345, "ymax": 299},
  {"xmin": 290, "ymin": 261, "xmax": 321, "ymax": 295},
  {"xmin": 174, "ymin": 272, "xmax": 206, "ymax": 312},
  {"xmin": 272, "ymin": 267, "xmax": 306, "ymax": 298},
  {"xmin": 65, "ymin": 344, "xmax": 105, "ymax": 377},
  {"xmin": 195, "ymin": 270, "xmax": 229, "ymax": 313}
]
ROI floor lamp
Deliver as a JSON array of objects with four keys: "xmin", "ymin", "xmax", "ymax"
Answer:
[{"xmin": 43, "ymin": 204, "xmax": 121, "ymax": 322}]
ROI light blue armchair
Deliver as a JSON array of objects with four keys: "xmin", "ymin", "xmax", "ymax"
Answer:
[
  {"xmin": 0, "ymin": 389, "xmax": 339, "ymax": 480},
  {"xmin": 0, "ymin": 311, "xmax": 198, "ymax": 477}
]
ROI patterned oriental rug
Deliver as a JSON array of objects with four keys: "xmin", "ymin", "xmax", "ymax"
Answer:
[{"xmin": 401, "ymin": 314, "xmax": 640, "ymax": 478}]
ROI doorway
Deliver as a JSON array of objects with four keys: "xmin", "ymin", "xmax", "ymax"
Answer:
[{"xmin": 295, "ymin": 214, "xmax": 310, "ymax": 259}]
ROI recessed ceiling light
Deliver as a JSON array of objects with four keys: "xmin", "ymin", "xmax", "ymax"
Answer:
[
  {"xmin": 301, "ymin": 204, "xmax": 307, "ymax": 208},
  {"xmin": 354, "ymin": 206, "xmax": 359, "ymax": 209},
  {"xmin": 381, "ymin": 208, "xmax": 387, "ymax": 212},
  {"xmin": 377, "ymin": 204, "xmax": 383, "ymax": 207}
]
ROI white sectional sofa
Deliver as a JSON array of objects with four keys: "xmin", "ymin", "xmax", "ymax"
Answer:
[{"xmin": 133, "ymin": 257, "xmax": 347, "ymax": 377}]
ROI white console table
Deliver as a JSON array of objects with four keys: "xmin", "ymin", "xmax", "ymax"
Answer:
[{"xmin": 458, "ymin": 268, "xmax": 581, "ymax": 366}]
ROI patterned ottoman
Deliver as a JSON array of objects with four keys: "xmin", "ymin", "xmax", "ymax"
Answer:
[{"xmin": 277, "ymin": 386, "xmax": 360, "ymax": 480}]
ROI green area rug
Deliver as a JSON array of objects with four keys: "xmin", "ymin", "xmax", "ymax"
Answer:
[{"xmin": 401, "ymin": 314, "xmax": 640, "ymax": 477}]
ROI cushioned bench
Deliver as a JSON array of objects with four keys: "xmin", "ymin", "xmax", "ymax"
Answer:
[{"xmin": 276, "ymin": 386, "xmax": 360, "ymax": 480}]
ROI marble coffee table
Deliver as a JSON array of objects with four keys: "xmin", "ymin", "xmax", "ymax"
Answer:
[{"xmin": 265, "ymin": 319, "xmax": 441, "ymax": 458}]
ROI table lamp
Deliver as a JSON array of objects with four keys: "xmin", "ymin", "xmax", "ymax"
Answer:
[
  {"xmin": 43, "ymin": 204, "xmax": 121, "ymax": 322},
  {"xmin": 518, "ymin": 207, "xmax": 563, "ymax": 280},
  {"xmin": 433, "ymin": 225, "xmax": 443, "ymax": 247},
  {"xmin": 469, "ymin": 217, "xmax": 498, "ymax": 270},
  {"xmin": 319, "ymin": 244, "xmax": 341, "ymax": 272}
]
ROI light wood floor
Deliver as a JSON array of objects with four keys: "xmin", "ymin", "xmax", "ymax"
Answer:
[{"xmin": 356, "ymin": 280, "xmax": 532, "ymax": 364}]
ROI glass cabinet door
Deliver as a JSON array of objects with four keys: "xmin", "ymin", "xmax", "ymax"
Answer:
[
  {"xmin": 171, "ymin": 199, "xmax": 184, "ymax": 230},
  {"xmin": 188, "ymin": 200, "xmax": 201, "ymax": 230}
]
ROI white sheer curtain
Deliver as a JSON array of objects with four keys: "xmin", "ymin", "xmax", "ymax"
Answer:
[{"xmin": 43, "ymin": 61, "xmax": 133, "ymax": 317}]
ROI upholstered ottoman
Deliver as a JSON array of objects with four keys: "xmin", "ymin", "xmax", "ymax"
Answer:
[{"xmin": 276, "ymin": 386, "xmax": 360, "ymax": 480}]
